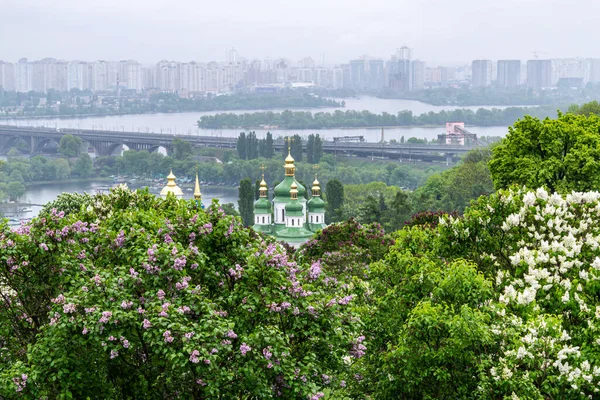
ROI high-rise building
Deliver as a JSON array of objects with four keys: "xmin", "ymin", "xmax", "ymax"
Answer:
[
  {"xmin": 0, "ymin": 61, "xmax": 16, "ymax": 91},
  {"xmin": 497, "ymin": 60, "xmax": 521, "ymax": 88},
  {"xmin": 388, "ymin": 59, "xmax": 412, "ymax": 92},
  {"xmin": 92, "ymin": 61, "xmax": 109, "ymax": 91},
  {"xmin": 156, "ymin": 61, "xmax": 180, "ymax": 92},
  {"xmin": 411, "ymin": 60, "xmax": 425, "ymax": 90},
  {"xmin": 368, "ymin": 60, "xmax": 384, "ymax": 90},
  {"xmin": 395, "ymin": 46, "xmax": 412, "ymax": 61},
  {"xmin": 527, "ymin": 59, "xmax": 553, "ymax": 89},
  {"xmin": 15, "ymin": 58, "xmax": 31, "ymax": 92},
  {"xmin": 585, "ymin": 59, "xmax": 600, "ymax": 84},
  {"xmin": 471, "ymin": 60, "xmax": 492, "ymax": 87},
  {"xmin": 349, "ymin": 59, "xmax": 367, "ymax": 90}
]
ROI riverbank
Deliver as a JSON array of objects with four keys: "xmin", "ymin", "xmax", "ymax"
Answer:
[{"xmin": 0, "ymin": 104, "xmax": 346, "ymax": 121}]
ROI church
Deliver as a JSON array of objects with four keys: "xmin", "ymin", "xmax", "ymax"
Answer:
[{"xmin": 253, "ymin": 149, "xmax": 326, "ymax": 246}]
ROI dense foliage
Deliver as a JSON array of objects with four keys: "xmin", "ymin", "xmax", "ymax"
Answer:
[
  {"xmin": 0, "ymin": 188, "xmax": 361, "ymax": 399},
  {"xmin": 490, "ymin": 112, "xmax": 600, "ymax": 193},
  {"xmin": 0, "ymin": 90, "xmax": 343, "ymax": 118},
  {"xmin": 389, "ymin": 85, "xmax": 600, "ymax": 106},
  {"xmin": 197, "ymin": 106, "xmax": 561, "ymax": 129}
]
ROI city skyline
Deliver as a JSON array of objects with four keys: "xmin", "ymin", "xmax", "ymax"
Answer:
[{"xmin": 3, "ymin": 0, "xmax": 600, "ymax": 65}]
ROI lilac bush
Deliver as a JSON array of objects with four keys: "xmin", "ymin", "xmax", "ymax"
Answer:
[{"xmin": 0, "ymin": 187, "xmax": 359, "ymax": 399}]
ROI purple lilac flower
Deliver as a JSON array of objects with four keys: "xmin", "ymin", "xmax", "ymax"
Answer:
[
  {"xmin": 99, "ymin": 311, "xmax": 112, "ymax": 324},
  {"xmin": 163, "ymin": 330, "xmax": 174, "ymax": 343},
  {"xmin": 142, "ymin": 319, "xmax": 152, "ymax": 329},
  {"xmin": 262, "ymin": 347, "xmax": 272, "ymax": 360},
  {"xmin": 110, "ymin": 350, "xmax": 119, "ymax": 359},
  {"xmin": 114, "ymin": 230, "xmax": 125, "ymax": 247},
  {"xmin": 189, "ymin": 350, "xmax": 200, "ymax": 363},
  {"xmin": 226, "ymin": 330, "xmax": 238, "ymax": 339},
  {"xmin": 63, "ymin": 303, "xmax": 76, "ymax": 314},
  {"xmin": 308, "ymin": 260, "xmax": 322, "ymax": 280},
  {"xmin": 240, "ymin": 343, "xmax": 251, "ymax": 356}
]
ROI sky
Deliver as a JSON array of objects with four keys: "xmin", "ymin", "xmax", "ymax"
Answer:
[{"xmin": 2, "ymin": 0, "xmax": 599, "ymax": 65}]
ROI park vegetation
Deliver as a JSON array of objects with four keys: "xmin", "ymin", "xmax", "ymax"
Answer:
[
  {"xmin": 4, "ymin": 104, "xmax": 600, "ymax": 398},
  {"xmin": 0, "ymin": 89, "xmax": 344, "ymax": 118},
  {"xmin": 197, "ymin": 105, "xmax": 562, "ymax": 129}
]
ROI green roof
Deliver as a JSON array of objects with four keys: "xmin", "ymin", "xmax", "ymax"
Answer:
[
  {"xmin": 254, "ymin": 197, "xmax": 271, "ymax": 213},
  {"xmin": 307, "ymin": 196, "xmax": 325, "ymax": 212},
  {"xmin": 285, "ymin": 200, "xmax": 304, "ymax": 216},
  {"xmin": 274, "ymin": 176, "xmax": 306, "ymax": 199}
]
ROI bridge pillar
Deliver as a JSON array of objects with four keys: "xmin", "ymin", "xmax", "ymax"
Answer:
[{"xmin": 446, "ymin": 153, "xmax": 455, "ymax": 166}]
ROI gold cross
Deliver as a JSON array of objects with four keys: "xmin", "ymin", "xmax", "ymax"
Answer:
[
  {"xmin": 313, "ymin": 164, "xmax": 319, "ymax": 179},
  {"xmin": 260, "ymin": 164, "xmax": 265, "ymax": 179},
  {"xmin": 285, "ymin": 136, "xmax": 294, "ymax": 153}
]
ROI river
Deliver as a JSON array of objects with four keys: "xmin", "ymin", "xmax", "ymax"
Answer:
[
  {"xmin": 2, "ymin": 181, "xmax": 238, "ymax": 220},
  {"xmin": 4, "ymin": 96, "xmax": 510, "ymax": 142}
]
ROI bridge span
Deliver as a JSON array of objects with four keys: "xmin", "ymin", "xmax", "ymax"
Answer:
[{"xmin": 0, "ymin": 125, "xmax": 479, "ymax": 163}]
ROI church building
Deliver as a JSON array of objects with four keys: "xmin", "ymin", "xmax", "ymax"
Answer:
[{"xmin": 253, "ymin": 150, "xmax": 326, "ymax": 246}]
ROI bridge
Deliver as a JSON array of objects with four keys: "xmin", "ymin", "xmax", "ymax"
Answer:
[{"xmin": 0, "ymin": 125, "xmax": 480, "ymax": 163}]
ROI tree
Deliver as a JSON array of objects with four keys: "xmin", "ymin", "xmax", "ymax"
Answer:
[
  {"xmin": 52, "ymin": 158, "xmax": 71, "ymax": 180},
  {"xmin": 306, "ymin": 134, "xmax": 315, "ymax": 164},
  {"xmin": 58, "ymin": 134, "xmax": 82, "ymax": 157},
  {"xmin": 570, "ymin": 100, "xmax": 600, "ymax": 117},
  {"xmin": 313, "ymin": 134, "xmax": 323, "ymax": 163},
  {"xmin": 237, "ymin": 178, "xmax": 254, "ymax": 227},
  {"xmin": 172, "ymin": 138, "xmax": 193, "ymax": 160},
  {"xmin": 236, "ymin": 132, "xmax": 247, "ymax": 160},
  {"xmin": 73, "ymin": 153, "xmax": 93, "ymax": 178},
  {"xmin": 325, "ymin": 179, "xmax": 344, "ymax": 223},
  {"xmin": 220, "ymin": 202, "xmax": 239, "ymax": 216},
  {"xmin": 0, "ymin": 188, "xmax": 359, "ymax": 399},
  {"xmin": 254, "ymin": 179, "xmax": 261, "ymax": 200},
  {"xmin": 246, "ymin": 131, "xmax": 258, "ymax": 160},
  {"xmin": 264, "ymin": 132, "xmax": 274, "ymax": 158},
  {"xmin": 489, "ymin": 113, "xmax": 600, "ymax": 193},
  {"xmin": 6, "ymin": 181, "xmax": 25, "ymax": 201},
  {"xmin": 291, "ymin": 134, "xmax": 303, "ymax": 162}
]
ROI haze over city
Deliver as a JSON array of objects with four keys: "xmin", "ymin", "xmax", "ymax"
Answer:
[{"xmin": 3, "ymin": 0, "xmax": 600, "ymax": 64}]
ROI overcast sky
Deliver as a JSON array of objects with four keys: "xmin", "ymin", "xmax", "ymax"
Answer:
[{"xmin": 2, "ymin": 0, "xmax": 598, "ymax": 65}]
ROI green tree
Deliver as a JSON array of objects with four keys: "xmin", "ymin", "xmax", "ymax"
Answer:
[
  {"xmin": 313, "ymin": 134, "xmax": 323, "ymax": 163},
  {"xmin": 325, "ymin": 179, "xmax": 344, "ymax": 223},
  {"xmin": 254, "ymin": 179, "xmax": 261, "ymax": 200},
  {"xmin": 570, "ymin": 100, "xmax": 600, "ymax": 117},
  {"xmin": 237, "ymin": 178, "xmax": 254, "ymax": 227},
  {"xmin": 489, "ymin": 113, "xmax": 600, "ymax": 193},
  {"xmin": 58, "ymin": 134, "xmax": 82, "ymax": 157},
  {"xmin": 306, "ymin": 134, "xmax": 315, "ymax": 164},
  {"xmin": 236, "ymin": 132, "xmax": 247, "ymax": 160},
  {"xmin": 264, "ymin": 132, "xmax": 274, "ymax": 158},
  {"xmin": 52, "ymin": 158, "xmax": 71, "ymax": 180},
  {"xmin": 246, "ymin": 131, "xmax": 259, "ymax": 160},
  {"xmin": 172, "ymin": 138, "xmax": 193, "ymax": 160},
  {"xmin": 73, "ymin": 153, "xmax": 93, "ymax": 178},
  {"xmin": 0, "ymin": 188, "xmax": 359, "ymax": 399},
  {"xmin": 291, "ymin": 134, "xmax": 303, "ymax": 162},
  {"xmin": 6, "ymin": 181, "xmax": 25, "ymax": 201},
  {"xmin": 220, "ymin": 202, "xmax": 239, "ymax": 216}
]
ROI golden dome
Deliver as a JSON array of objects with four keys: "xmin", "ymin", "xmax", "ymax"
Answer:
[{"xmin": 160, "ymin": 170, "xmax": 184, "ymax": 198}]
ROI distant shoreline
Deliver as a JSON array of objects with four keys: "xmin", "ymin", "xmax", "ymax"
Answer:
[{"xmin": 0, "ymin": 104, "xmax": 344, "ymax": 122}]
